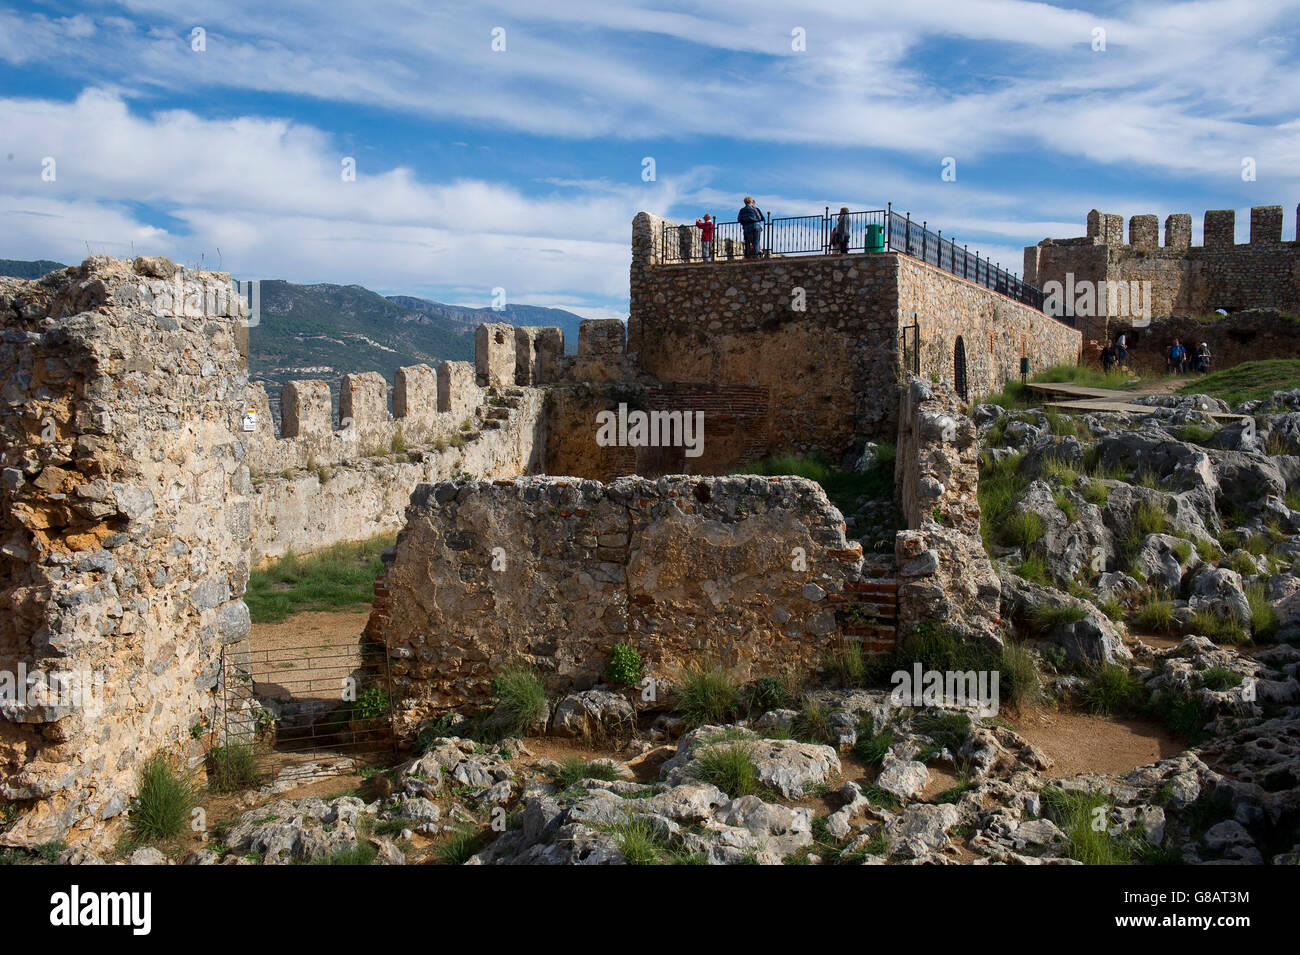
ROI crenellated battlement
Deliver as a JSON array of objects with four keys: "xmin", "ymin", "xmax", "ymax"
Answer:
[
  {"xmin": 1077, "ymin": 204, "xmax": 1298, "ymax": 252},
  {"xmin": 1027, "ymin": 204, "xmax": 1300, "ymax": 335},
  {"xmin": 244, "ymin": 323, "xmax": 565, "ymax": 476}
]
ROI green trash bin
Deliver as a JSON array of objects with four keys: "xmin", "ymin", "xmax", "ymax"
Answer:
[{"xmin": 865, "ymin": 223, "xmax": 885, "ymax": 252}]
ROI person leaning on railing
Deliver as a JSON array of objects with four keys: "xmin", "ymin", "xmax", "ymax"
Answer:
[
  {"xmin": 831, "ymin": 207, "xmax": 850, "ymax": 254},
  {"xmin": 695, "ymin": 214, "xmax": 714, "ymax": 261},
  {"xmin": 738, "ymin": 197, "xmax": 764, "ymax": 258}
]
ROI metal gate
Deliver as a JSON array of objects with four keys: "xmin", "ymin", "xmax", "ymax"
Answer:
[
  {"xmin": 218, "ymin": 632, "xmax": 396, "ymax": 786},
  {"xmin": 900, "ymin": 321, "xmax": 921, "ymax": 378},
  {"xmin": 954, "ymin": 336, "xmax": 969, "ymax": 401}
]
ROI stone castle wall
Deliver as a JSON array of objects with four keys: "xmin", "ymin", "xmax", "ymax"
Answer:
[
  {"xmin": 627, "ymin": 212, "xmax": 1079, "ymax": 470},
  {"xmin": 0, "ymin": 258, "xmax": 251, "ymax": 847},
  {"xmin": 244, "ymin": 318, "xmax": 553, "ymax": 564},
  {"xmin": 1025, "ymin": 206, "xmax": 1300, "ymax": 352},
  {"xmin": 372, "ymin": 475, "xmax": 897, "ymax": 725},
  {"xmin": 896, "ymin": 257, "xmax": 1081, "ymax": 395}
]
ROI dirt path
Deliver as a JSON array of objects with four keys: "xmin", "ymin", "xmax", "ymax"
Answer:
[
  {"xmin": 250, "ymin": 609, "xmax": 370, "ymax": 654},
  {"xmin": 1010, "ymin": 709, "xmax": 1183, "ymax": 777}
]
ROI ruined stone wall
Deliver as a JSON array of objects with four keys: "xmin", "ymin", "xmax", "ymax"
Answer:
[
  {"xmin": 372, "ymin": 475, "xmax": 897, "ymax": 723},
  {"xmin": 1026, "ymin": 206, "xmax": 1300, "ymax": 341},
  {"xmin": 894, "ymin": 378, "xmax": 1000, "ymax": 643},
  {"xmin": 0, "ymin": 258, "xmax": 251, "ymax": 847},
  {"xmin": 243, "ymin": 321, "xmax": 553, "ymax": 564},
  {"xmin": 248, "ymin": 388, "xmax": 545, "ymax": 562},
  {"xmin": 896, "ymin": 257, "xmax": 1080, "ymax": 395}
]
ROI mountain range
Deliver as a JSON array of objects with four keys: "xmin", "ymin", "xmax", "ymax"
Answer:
[{"xmin": 0, "ymin": 260, "xmax": 588, "ymax": 396}]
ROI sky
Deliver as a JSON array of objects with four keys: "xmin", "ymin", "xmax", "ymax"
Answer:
[{"xmin": 1, "ymin": 0, "xmax": 1298, "ymax": 321}]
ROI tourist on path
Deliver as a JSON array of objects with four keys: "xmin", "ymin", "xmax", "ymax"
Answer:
[
  {"xmin": 1195, "ymin": 341, "xmax": 1212, "ymax": 374},
  {"xmin": 1167, "ymin": 338, "xmax": 1187, "ymax": 374}
]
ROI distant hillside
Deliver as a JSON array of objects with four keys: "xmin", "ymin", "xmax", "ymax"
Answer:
[
  {"xmin": 0, "ymin": 259, "xmax": 68, "ymax": 279},
  {"xmin": 0, "ymin": 259, "xmax": 587, "ymax": 402},
  {"xmin": 251, "ymin": 281, "xmax": 474, "ymax": 392},
  {"xmin": 387, "ymin": 295, "xmax": 584, "ymax": 353}
]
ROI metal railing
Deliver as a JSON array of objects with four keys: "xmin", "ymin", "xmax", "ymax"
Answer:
[{"xmin": 658, "ymin": 204, "xmax": 1046, "ymax": 312}]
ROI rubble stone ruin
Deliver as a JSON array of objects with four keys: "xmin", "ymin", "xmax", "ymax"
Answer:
[{"xmin": 3, "ymin": 212, "xmax": 1083, "ymax": 846}]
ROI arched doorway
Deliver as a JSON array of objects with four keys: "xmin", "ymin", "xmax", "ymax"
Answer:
[{"xmin": 954, "ymin": 336, "xmax": 968, "ymax": 401}]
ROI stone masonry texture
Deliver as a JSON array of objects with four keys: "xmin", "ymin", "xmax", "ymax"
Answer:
[
  {"xmin": 0, "ymin": 258, "xmax": 251, "ymax": 848},
  {"xmin": 374, "ymin": 474, "xmax": 897, "ymax": 728}
]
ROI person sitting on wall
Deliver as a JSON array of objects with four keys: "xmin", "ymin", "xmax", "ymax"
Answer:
[
  {"xmin": 738, "ymin": 197, "xmax": 765, "ymax": 259},
  {"xmin": 1167, "ymin": 338, "xmax": 1187, "ymax": 374},
  {"xmin": 831, "ymin": 207, "xmax": 851, "ymax": 254},
  {"xmin": 695, "ymin": 213, "xmax": 714, "ymax": 261},
  {"xmin": 1195, "ymin": 341, "xmax": 1212, "ymax": 374},
  {"xmin": 1101, "ymin": 339, "xmax": 1116, "ymax": 373}
]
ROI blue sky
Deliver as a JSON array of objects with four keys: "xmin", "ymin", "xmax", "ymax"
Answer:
[{"xmin": 1, "ymin": 0, "xmax": 1298, "ymax": 320}]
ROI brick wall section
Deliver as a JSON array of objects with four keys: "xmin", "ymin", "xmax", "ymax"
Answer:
[{"xmin": 369, "ymin": 474, "xmax": 894, "ymax": 726}]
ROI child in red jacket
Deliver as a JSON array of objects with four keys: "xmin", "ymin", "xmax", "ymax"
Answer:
[{"xmin": 695, "ymin": 214, "xmax": 714, "ymax": 261}]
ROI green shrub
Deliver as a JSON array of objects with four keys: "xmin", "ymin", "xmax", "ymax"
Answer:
[
  {"xmin": 605, "ymin": 643, "xmax": 642, "ymax": 685},
  {"xmin": 1200, "ymin": 667, "xmax": 1244, "ymax": 691},
  {"xmin": 1172, "ymin": 423, "xmax": 1218, "ymax": 445},
  {"xmin": 1187, "ymin": 608, "xmax": 1248, "ymax": 645},
  {"xmin": 551, "ymin": 757, "xmax": 622, "ymax": 789},
  {"xmin": 1224, "ymin": 551, "xmax": 1257, "ymax": 576},
  {"xmin": 1000, "ymin": 641, "xmax": 1042, "ymax": 710},
  {"xmin": 1133, "ymin": 596, "xmax": 1175, "ymax": 634},
  {"xmin": 792, "ymin": 697, "xmax": 835, "ymax": 745},
  {"xmin": 438, "ymin": 824, "xmax": 486, "ymax": 865},
  {"xmin": 1029, "ymin": 603, "xmax": 1087, "ymax": 634},
  {"xmin": 205, "ymin": 744, "xmax": 260, "ymax": 793},
  {"xmin": 1172, "ymin": 540, "xmax": 1193, "ymax": 563},
  {"xmin": 1246, "ymin": 582, "xmax": 1279, "ymax": 641},
  {"xmin": 1097, "ymin": 598, "xmax": 1125, "ymax": 621},
  {"xmin": 913, "ymin": 713, "xmax": 971, "ymax": 753},
  {"xmin": 612, "ymin": 816, "xmax": 662, "ymax": 865},
  {"xmin": 1153, "ymin": 690, "xmax": 1209, "ymax": 743},
  {"xmin": 676, "ymin": 665, "xmax": 741, "ymax": 727},
  {"xmin": 130, "ymin": 753, "xmax": 199, "ymax": 843},
  {"xmin": 690, "ymin": 743, "xmax": 760, "ymax": 796},
  {"xmin": 744, "ymin": 674, "xmax": 793, "ymax": 712},
  {"xmin": 1082, "ymin": 663, "xmax": 1144, "ymax": 715},
  {"xmin": 1041, "ymin": 787, "xmax": 1128, "ymax": 865},
  {"xmin": 860, "ymin": 785, "xmax": 901, "ymax": 810},
  {"xmin": 308, "ymin": 842, "xmax": 378, "ymax": 866},
  {"xmin": 1083, "ymin": 480, "xmax": 1111, "ymax": 506},
  {"xmin": 977, "ymin": 451, "xmax": 1028, "ymax": 547},
  {"xmin": 1016, "ymin": 552, "xmax": 1050, "ymax": 585},
  {"xmin": 1002, "ymin": 511, "xmax": 1045, "ymax": 552},
  {"xmin": 486, "ymin": 665, "xmax": 549, "ymax": 737},
  {"xmin": 853, "ymin": 719, "xmax": 895, "ymax": 766}
]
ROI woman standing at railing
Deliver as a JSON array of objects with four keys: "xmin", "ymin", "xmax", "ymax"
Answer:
[
  {"xmin": 738, "ymin": 197, "xmax": 764, "ymax": 258},
  {"xmin": 695, "ymin": 214, "xmax": 714, "ymax": 261},
  {"xmin": 831, "ymin": 207, "xmax": 851, "ymax": 254}
]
